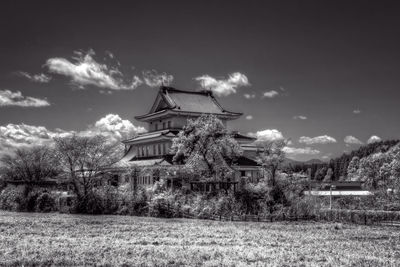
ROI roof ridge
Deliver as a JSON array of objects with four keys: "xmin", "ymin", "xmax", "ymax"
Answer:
[{"xmin": 161, "ymin": 86, "xmax": 211, "ymax": 96}]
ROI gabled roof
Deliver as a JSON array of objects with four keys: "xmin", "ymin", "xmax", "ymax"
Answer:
[
  {"xmin": 113, "ymin": 157, "xmax": 173, "ymax": 168},
  {"xmin": 231, "ymin": 156, "xmax": 259, "ymax": 167},
  {"xmin": 113, "ymin": 154, "xmax": 175, "ymax": 168},
  {"xmin": 135, "ymin": 86, "xmax": 242, "ymax": 121},
  {"xmin": 122, "ymin": 129, "xmax": 179, "ymax": 144}
]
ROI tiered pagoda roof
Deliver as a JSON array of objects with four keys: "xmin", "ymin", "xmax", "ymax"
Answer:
[{"xmin": 135, "ymin": 86, "xmax": 242, "ymax": 121}]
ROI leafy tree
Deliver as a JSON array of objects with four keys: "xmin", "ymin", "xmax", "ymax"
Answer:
[
  {"xmin": 255, "ymin": 139, "xmax": 287, "ymax": 186},
  {"xmin": 53, "ymin": 135, "xmax": 122, "ymax": 207},
  {"xmin": 314, "ymin": 166, "xmax": 327, "ymax": 181},
  {"xmin": 358, "ymin": 152, "xmax": 390, "ymax": 189},
  {"xmin": 347, "ymin": 156, "xmax": 360, "ymax": 181},
  {"xmin": 0, "ymin": 146, "xmax": 59, "ymax": 211},
  {"xmin": 0, "ymin": 146, "xmax": 59, "ymax": 184},
  {"xmin": 323, "ymin": 168, "xmax": 333, "ymax": 182},
  {"xmin": 171, "ymin": 114, "xmax": 242, "ymax": 180}
]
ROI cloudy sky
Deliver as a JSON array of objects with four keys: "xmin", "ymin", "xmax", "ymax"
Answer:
[{"xmin": 1, "ymin": 0, "xmax": 400, "ymax": 161}]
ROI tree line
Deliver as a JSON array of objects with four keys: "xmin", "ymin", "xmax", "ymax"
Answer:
[{"xmin": 288, "ymin": 140, "xmax": 400, "ymax": 181}]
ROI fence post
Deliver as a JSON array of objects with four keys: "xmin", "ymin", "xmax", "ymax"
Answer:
[{"xmin": 364, "ymin": 212, "xmax": 367, "ymax": 225}]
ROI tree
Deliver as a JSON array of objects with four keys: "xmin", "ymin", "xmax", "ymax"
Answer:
[
  {"xmin": 323, "ymin": 168, "xmax": 333, "ymax": 182},
  {"xmin": 314, "ymin": 166, "xmax": 327, "ymax": 181},
  {"xmin": 53, "ymin": 135, "xmax": 122, "ymax": 202},
  {"xmin": 171, "ymin": 114, "xmax": 242, "ymax": 180},
  {"xmin": 0, "ymin": 146, "xmax": 59, "ymax": 184},
  {"xmin": 255, "ymin": 139, "xmax": 287, "ymax": 186},
  {"xmin": 358, "ymin": 152, "xmax": 393, "ymax": 190},
  {"xmin": 347, "ymin": 156, "xmax": 360, "ymax": 181},
  {"xmin": 0, "ymin": 146, "xmax": 59, "ymax": 211}
]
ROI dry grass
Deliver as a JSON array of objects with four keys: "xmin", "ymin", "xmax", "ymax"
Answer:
[{"xmin": 0, "ymin": 211, "xmax": 399, "ymax": 266}]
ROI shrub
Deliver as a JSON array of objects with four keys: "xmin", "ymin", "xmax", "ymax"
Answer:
[
  {"xmin": 117, "ymin": 186, "xmax": 148, "ymax": 216},
  {"xmin": 215, "ymin": 193, "xmax": 239, "ymax": 216},
  {"xmin": 291, "ymin": 196, "xmax": 318, "ymax": 219},
  {"xmin": 35, "ymin": 192, "xmax": 56, "ymax": 212},
  {"xmin": 148, "ymin": 192, "xmax": 172, "ymax": 217},
  {"xmin": 0, "ymin": 186, "xmax": 25, "ymax": 211},
  {"xmin": 75, "ymin": 192, "xmax": 104, "ymax": 214},
  {"xmin": 96, "ymin": 186, "xmax": 120, "ymax": 214},
  {"xmin": 26, "ymin": 190, "xmax": 41, "ymax": 212}
]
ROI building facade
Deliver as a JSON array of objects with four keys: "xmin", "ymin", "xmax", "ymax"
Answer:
[{"xmin": 115, "ymin": 86, "xmax": 261, "ymax": 189}]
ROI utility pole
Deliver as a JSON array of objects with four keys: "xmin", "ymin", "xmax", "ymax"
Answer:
[{"xmin": 330, "ymin": 184, "xmax": 336, "ymax": 210}]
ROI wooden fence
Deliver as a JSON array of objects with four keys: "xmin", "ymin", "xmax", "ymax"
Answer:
[
  {"xmin": 180, "ymin": 208, "xmax": 400, "ymax": 226},
  {"xmin": 317, "ymin": 209, "xmax": 400, "ymax": 226},
  {"xmin": 181, "ymin": 213, "xmax": 310, "ymax": 222}
]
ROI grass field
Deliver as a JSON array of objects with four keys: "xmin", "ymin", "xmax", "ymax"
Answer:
[{"xmin": 0, "ymin": 211, "xmax": 399, "ymax": 266}]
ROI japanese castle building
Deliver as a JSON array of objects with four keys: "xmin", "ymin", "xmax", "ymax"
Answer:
[{"xmin": 115, "ymin": 86, "xmax": 260, "ymax": 189}]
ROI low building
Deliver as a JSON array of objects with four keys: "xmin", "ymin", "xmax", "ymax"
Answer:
[{"xmin": 304, "ymin": 181, "xmax": 373, "ymax": 196}]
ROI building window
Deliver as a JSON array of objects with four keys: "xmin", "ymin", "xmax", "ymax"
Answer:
[
  {"xmin": 158, "ymin": 143, "xmax": 162, "ymax": 154},
  {"xmin": 155, "ymin": 123, "xmax": 158, "ymax": 131},
  {"xmin": 153, "ymin": 145, "xmax": 156, "ymax": 155},
  {"xmin": 163, "ymin": 143, "xmax": 166, "ymax": 154},
  {"xmin": 111, "ymin": 175, "xmax": 119, "ymax": 186},
  {"xmin": 167, "ymin": 121, "xmax": 171, "ymax": 128}
]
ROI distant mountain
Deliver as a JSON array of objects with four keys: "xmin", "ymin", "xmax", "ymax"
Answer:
[
  {"xmin": 303, "ymin": 159, "xmax": 324, "ymax": 164},
  {"xmin": 284, "ymin": 158, "xmax": 324, "ymax": 166}
]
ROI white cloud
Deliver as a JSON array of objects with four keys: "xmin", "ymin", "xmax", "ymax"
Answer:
[
  {"xmin": 344, "ymin": 135, "xmax": 363, "ymax": 145},
  {"xmin": 322, "ymin": 153, "xmax": 333, "ymax": 160},
  {"xmin": 367, "ymin": 135, "xmax": 382, "ymax": 144},
  {"xmin": 0, "ymin": 124, "xmax": 72, "ymax": 158},
  {"xmin": 18, "ymin": 72, "xmax": 52, "ymax": 83},
  {"xmin": 46, "ymin": 49, "xmax": 143, "ymax": 90},
  {"xmin": 0, "ymin": 114, "xmax": 145, "ymax": 157},
  {"xmin": 195, "ymin": 72, "xmax": 249, "ymax": 97},
  {"xmin": 85, "ymin": 114, "xmax": 146, "ymax": 142},
  {"xmin": 353, "ymin": 109, "xmax": 361, "ymax": 114},
  {"xmin": 248, "ymin": 129, "xmax": 284, "ymax": 142},
  {"xmin": 293, "ymin": 115, "xmax": 307, "ymax": 120},
  {"xmin": 245, "ymin": 115, "xmax": 253, "ymax": 120},
  {"xmin": 283, "ymin": 146, "xmax": 320, "ymax": 156},
  {"xmin": 142, "ymin": 69, "xmax": 174, "ymax": 87},
  {"xmin": 243, "ymin": 93, "xmax": 256, "ymax": 99},
  {"xmin": 0, "ymin": 89, "xmax": 50, "ymax": 107},
  {"xmin": 262, "ymin": 90, "xmax": 279, "ymax": 98},
  {"xmin": 299, "ymin": 135, "xmax": 337, "ymax": 145}
]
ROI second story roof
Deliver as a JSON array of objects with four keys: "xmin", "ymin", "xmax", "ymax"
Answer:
[{"xmin": 135, "ymin": 86, "xmax": 242, "ymax": 121}]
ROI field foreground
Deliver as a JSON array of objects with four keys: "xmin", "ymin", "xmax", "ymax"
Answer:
[{"xmin": 0, "ymin": 211, "xmax": 399, "ymax": 266}]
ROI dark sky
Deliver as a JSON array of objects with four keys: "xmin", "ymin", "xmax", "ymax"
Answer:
[{"xmin": 1, "ymin": 0, "xmax": 400, "ymax": 161}]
